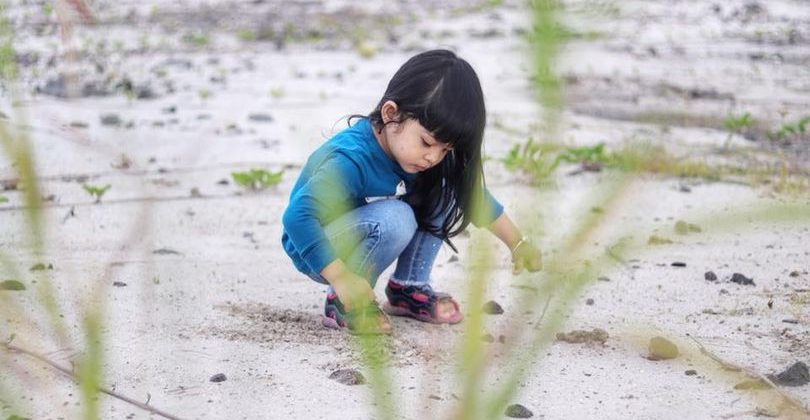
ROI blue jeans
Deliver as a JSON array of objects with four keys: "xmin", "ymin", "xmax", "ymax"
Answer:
[{"xmin": 307, "ymin": 199, "xmax": 444, "ymax": 290}]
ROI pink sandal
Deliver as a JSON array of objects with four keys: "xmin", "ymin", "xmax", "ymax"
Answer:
[{"xmin": 382, "ymin": 281, "xmax": 463, "ymax": 324}]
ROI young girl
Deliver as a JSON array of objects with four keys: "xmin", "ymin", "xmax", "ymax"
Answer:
[{"xmin": 281, "ymin": 49, "xmax": 542, "ymax": 334}]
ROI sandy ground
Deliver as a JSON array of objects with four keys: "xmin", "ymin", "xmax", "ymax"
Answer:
[{"xmin": 1, "ymin": 0, "xmax": 809, "ymax": 419}]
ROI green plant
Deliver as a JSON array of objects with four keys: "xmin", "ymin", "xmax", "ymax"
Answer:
[
  {"xmin": 182, "ymin": 33, "xmax": 209, "ymax": 47},
  {"xmin": 723, "ymin": 112, "xmax": 754, "ymax": 147},
  {"xmin": 82, "ymin": 184, "xmax": 111, "ymax": 203},
  {"xmin": 231, "ymin": 169, "xmax": 283, "ymax": 190},
  {"xmin": 237, "ymin": 29, "xmax": 257, "ymax": 42},
  {"xmin": 269, "ymin": 87, "xmax": 285, "ymax": 99},
  {"xmin": 197, "ymin": 88, "xmax": 211, "ymax": 101},
  {"xmin": 0, "ymin": 195, "xmax": 7, "ymax": 203},
  {"xmin": 769, "ymin": 116, "xmax": 809, "ymax": 142}
]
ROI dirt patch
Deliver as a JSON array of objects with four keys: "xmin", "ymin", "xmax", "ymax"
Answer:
[
  {"xmin": 555, "ymin": 328, "xmax": 609, "ymax": 345},
  {"xmin": 206, "ymin": 302, "xmax": 456, "ymax": 367}
]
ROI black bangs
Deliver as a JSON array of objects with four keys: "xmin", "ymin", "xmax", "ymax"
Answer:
[{"xmin": 417, "ymin": 59, "xmax": 486, "ymax": 152}]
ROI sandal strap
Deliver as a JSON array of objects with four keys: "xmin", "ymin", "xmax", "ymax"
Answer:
[{"xmin": 386, "ymin": 281, "xmax": 455, "ymax": 318}]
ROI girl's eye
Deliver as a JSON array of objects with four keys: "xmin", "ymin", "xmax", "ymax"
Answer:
[{"xmin": 422, "ymin": 139, "xmax": 431, "ymax": 147}]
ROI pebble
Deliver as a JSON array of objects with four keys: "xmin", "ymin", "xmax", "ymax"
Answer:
[
  {"xmin": 209, "ymin": 373, "xmax": 227, "ymax": 383},
  {"xmin": 730, "ymin": 273, "xmax": 755, "ymax": 286},
  {"xmin": 671, "ymin": 262, "xmax": 687, "ymax": 267},
  {"xmin": 248, "ymin": 113, "xmax": 274, "ymax": 122},
  {"xmin": 100, "ymin": 114, "xmax": 122, "ymax": 127},
  {"xmin": 585, "ymin": 298, "xmax": 594, "ymax": 306},
  {"xmin": 648, "ymin": 336, "xmax": 679, "ymax": 360},
  {"xmin": 685, "ymin": 369, "xmax": 697, "ymax": 376},
  {"xmin": 704, "ymin": 271, "xmax": 718, "ymax": 281},
  {"xmin": 772, "ymin": 361, "xmax": 809, "ymax": 387},
  {"xmin": 328, "ymin": 369, "xmax": 365, "ymax": 385},
  {"xmin": 483, "ymin": 300, "xmax": 504, "ymax": 315},
  {"xmin": 505, "ymin": 404, "xmax": 533, "ymax": 418}
]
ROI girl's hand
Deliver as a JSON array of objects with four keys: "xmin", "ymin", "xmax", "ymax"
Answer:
[
  {"xmin": 511, "ymin": 238, "xmax": 542, "ymax": 274},
  {"xmin": 332, "ymin": 271, "xmax": 377, "ymax": 311}
]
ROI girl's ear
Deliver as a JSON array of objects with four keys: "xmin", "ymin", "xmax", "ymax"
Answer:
[{"xmin": 381, "ymin": 100, "xmax": 399, "ymax": 124}]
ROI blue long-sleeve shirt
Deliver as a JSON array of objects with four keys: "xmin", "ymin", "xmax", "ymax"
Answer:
[{"xmin": 281, "ymin": 118, "xmax": 503, "ymax": 275}]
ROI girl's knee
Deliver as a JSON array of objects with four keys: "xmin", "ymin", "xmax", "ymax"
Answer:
[{"xmin": 378, "ymin": 200, "xmax": 417, "ymax": 244}]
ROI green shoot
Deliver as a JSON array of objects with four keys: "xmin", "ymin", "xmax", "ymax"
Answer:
[
  {"xmin": 231, "ymin": 169, "xmax": 284, "ymax": 190},
  {"xmin": 82, "ymin": 184, "xmax": 111, "ymax": 203}
]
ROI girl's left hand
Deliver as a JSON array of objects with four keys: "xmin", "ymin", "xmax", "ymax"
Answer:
[{"xmin": 511, "ymin": 239, "xmax": 542, "ymax": 274}]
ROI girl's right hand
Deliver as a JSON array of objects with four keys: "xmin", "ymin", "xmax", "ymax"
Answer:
[
  {"xmin": 331, "ymin": 272, "xmax": 376, "ymax": 311},
  {"xmin": 321, "ymin": 259, "xmax": 376, "ymax": 311}
]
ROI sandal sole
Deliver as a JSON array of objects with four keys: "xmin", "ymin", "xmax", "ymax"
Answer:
[{"xmin": 382, "ymin": 302, "xmax": 463, "ymax": 325}]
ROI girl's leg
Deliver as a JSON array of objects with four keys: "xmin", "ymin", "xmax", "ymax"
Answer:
[
  {"xmin": 308, "ymin": 199, "xmax": 417, "ymax": 289},
  {"xmin": 390, "ymin": 230, "xmax": 442, "ymax": 287}
]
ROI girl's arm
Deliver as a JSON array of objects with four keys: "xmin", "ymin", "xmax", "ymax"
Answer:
[{"xmin": 487, "ymin": 212, "xmax": 543, "ymax": 274}]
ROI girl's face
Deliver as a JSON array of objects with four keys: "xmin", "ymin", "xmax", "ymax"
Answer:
[{"xmin": 376, "ymin": 102, "xmax": 453, "ymax": 174}]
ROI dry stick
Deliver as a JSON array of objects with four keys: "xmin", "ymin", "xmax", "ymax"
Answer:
[
  {"xmin": 2, "ymin": 343, "xmax": 185, "ymax": 420},
  {"xmin": 686, "ymin": 336, "xmax": 810, "ymax": 415}
]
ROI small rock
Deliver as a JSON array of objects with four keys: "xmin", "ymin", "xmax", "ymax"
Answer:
[
  {"xmin": 29, "ymin": 263, "xmax": 53, "ymax": 271},
  {"xmin": 685, "ymin": 369, "xmax": 698, "ymax": 376},
  {"xmin": 678, "ymin": 184, "xmax": 692, "ymax": 193},
  {"xmin": 112, "ymin": 281, "xmax": 127, "ymax": 287},
  {"xmin": 209, "ymin": 373, "xmax": 227, "ymax": 383},
  {"xmin": 671, "ymin": 262, "xmax": 687, "ymax": 267},
  {"xmin": 100, "ymin": 113, "xmax": 122, "ymax": 127},
  {"xmin": 190, "ymin": 188, "xmax": 202, "ymax": 198},
  {"xmin": 771, "ymin": 361, "xmax": 809, "ymax": 387},
  {"xmin": 789, "ymin": 271, "xmax": 800, "ymax": 278},
  {"xmin": 505, "ymin": 403, "xmax": 533, "ymax": 418},
  {"xmin": 248, "ymin": 113, "xmax": 274, "ymax": 123},
  {"xmin": 328, "ymin": 368, "xmax": 365, "ymax": 385},
  {"xmin": 730, "ymin": 273, "xmax": 755, "ymax": 286},
  {"xmin": 448, "ymin": 255, "xmax": 459, "ymax": 263},
  {"xmin": 597, "ymin": 276, "xmax": 611, "ymax": 282},
  {"xmin": 217, "ymin": 179, "xmax": 229, "ymax": 186},
  {"xmin": 0, "ymin": 280, "xmax": 26, "ymax": 291},
  {"xmin": 585, "ymin": 298, "xmax": 594, "ymax": 306},
  {"xmin": 482, "ymin": 300, "xmax": 504, "ymax": 315},
  {"xmin": 69, "ymin": 121, "xmax": 89, "ymax": 128},
  {"xmin": 648, "ymin": 336, "xmax": 679, "ymax": 360},
  {"xmin": 704, "ymin": 271, "xmax": 718, "ymax": 281},
  {"xmin": 498, "ymin": 335, "xmax": 506, "ymax": 344}
]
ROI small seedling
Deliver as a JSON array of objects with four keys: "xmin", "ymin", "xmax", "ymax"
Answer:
[
  {"xmin": 0, "ymin": 195, "xmax": 8, "ymax": 203},
  {"xmin": 82, "ymin": 184, "xmax": 111, "ymax": 203},
  {"xmin": 723, "ymin": 112, "xmax": 754, "ymax": 147},
  {"xmin": 231, "ymin": 169, "xmax": 284, "ymax": 190},
  {"xmin": 770, "ymin": 116, "xmax": 809, "ymax": 142},
  {"xmin": 237, "ymin": 29, "xmax": 257, "ymax": 42},
  {"xmin": 197, "ymin": 89, "xmax": 211, "ymax": 101}
]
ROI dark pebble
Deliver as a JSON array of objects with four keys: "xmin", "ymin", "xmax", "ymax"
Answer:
[
  {"xmin": 730, "ymin": 273, "xmax": 755, "ymax": 286},
  {"xmin": 209, "ymin": 373, "xmax": 227, "ymax": 383},
  {"xmin": 328, "ymin": 368, "xmax": 365, "ymax": 385},
  {"xmin": 771, "ymin": 362, "xmax": 809, "ymax": 387},
  {"xmin": 0, "ymin": 280, "xmax": 26, "ymax": 291},
  {"xmin": 671, "ymin": 262, "xmax": 687, "ymax": 267},
  {"xmin": 483, "ymin": 300, "xmax": 504, "ymax": 315},
  {"xmin": 100, "ymin": 114, "xmax": 122, "ymax": 126},
  {"xmin": 505, "ymin": 404, "xmax": 533, "ymax": 418},
  {"xmin": 685, "ymin": 369, "xmax": 697, "ymax": 376},
  {"xmin": 112, "ymin": 281, "xmax": 127, "ymax": 287},
  {"xmin": 585, "ymin": 298, "xmax": 594, "ymax": 306},
  {"xmin": 789, "ymin": 271, "xmax": 800, "ymax": 278},
  {"xmin": 704, "ymin": 271, "xmax": 718, "ymax": 281},
  {"xmin": 448, "ymin": 255, "xmax": 459, "ymax": 263},
  {"xmin": 69, "ymin": 121, "xmax": 89, "ymax": 128},
  {"xmin": 248, "ymin": 113, "xmax": 274, "ymax": 123}
]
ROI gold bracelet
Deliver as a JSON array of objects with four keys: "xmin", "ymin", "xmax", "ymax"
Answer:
[{"xmin": 510, "ymin": 236, "xmax": 529, "ymax": 254}]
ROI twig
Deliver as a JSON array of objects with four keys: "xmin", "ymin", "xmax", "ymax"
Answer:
[
  {"xmin": 2, "ymin": 343, "xmax": 184, "ymax": 420},
  {"xmin": 532, "ymin": 294, "xmax": 553, "ymax": 330},
  {"xmin": 686, "ymin": 335, "xmax": 810, "ymax": 415}
]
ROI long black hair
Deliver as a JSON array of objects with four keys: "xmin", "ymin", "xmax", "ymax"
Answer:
[{"xmin": 362, "ymin": 49, "xmax": 488, "ymax": 244}]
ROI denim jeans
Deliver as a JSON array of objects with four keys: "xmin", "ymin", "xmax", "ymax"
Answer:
[{"xmin": 307, "ymin": 199, "xmax": 444, "ymax": 290}]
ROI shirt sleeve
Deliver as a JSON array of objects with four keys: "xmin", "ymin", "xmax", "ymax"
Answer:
[
  {"xmin": 470, "ymin": 186, "xmax": 504, "ymax": 228},
  {"xmin": 282, "ymin": 152, "xmax": 365, "ymax": 274}
]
